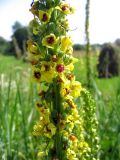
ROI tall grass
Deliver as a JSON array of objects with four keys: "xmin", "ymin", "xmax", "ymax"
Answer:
[
  {"xmin": 0, "ymin": 69, "xmax": 38, "ymax": 159},
  {"xmin": 97, "ymin": 82, "xmax": 120, "ymax": 160}
]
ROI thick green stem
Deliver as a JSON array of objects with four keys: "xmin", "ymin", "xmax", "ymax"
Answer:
[{"xmin": 52, "ymin": 80, "xmax": 63, "ymax": 160}]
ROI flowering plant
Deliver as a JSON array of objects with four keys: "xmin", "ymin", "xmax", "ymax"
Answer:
[{"xmin": 28, "ymin": 0, "xmax": 99, "ymax": 159}]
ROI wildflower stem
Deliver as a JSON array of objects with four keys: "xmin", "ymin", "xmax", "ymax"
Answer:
[
  {"xmin": 85, "ymin": 0, "xmax": 92, "ymax": 88},
  {"xmin": 52, "ymin": 80, "xmax": 63, "ymax": 159}
]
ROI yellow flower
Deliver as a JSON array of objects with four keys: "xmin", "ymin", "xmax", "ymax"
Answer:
[
  {"xmin": 27, "ymin": 39, "xmax": 42, "ymax": 64},
  {"xmin": 70, "ymin": 57, "xmax": 79, "ymax": 64},
  {"xmin": 69, "ymin": 136, "xmax": 78, "ymax": 150},
  {"xmin": 60, "ymin": 3, "xmax": 72, "ymax": 14},
  {"xmin": 33, "ymin": 124, "xmax": 43, "ymax": 136},
  {"xmin": 56, "ymin": 3, "xmax": 75, "ymax": 15},
  {"xmin": 44, "ymin": 123, "xmax": 56, "ymax": 138},
  {"xmin": 78, "ymin": 141, "xmax": 91, "ymax": 155},
  {"xmin": 29, "ymin": 19, "xmax": 40, "ymax": 35},
  {"xmin": 40, "ymin": 62, "xmax": 56, "ymax": 83},
  {"xmin": 67, "ymin": 148, "xmax": 78, "ymax": 160},
  {"xmin": 60, "ymin": 77, "xmax": 82, "ymax": 100},
  {"xmin": 42, "ymin": 34, "xmax": 58, "ymax": 48},
  {"xmin": 57, "ymin": 73, "xmax": 69, "ymax": 84},
  {"xmin": 72, "ymin": 108, "xmax": 79, "ymax": 116},
  {"xmin": 62, "ymin": 130, "xmax": 69, "ymax": 137},
  {"xmin": 67, "ymin": 122, "xmax": 74, "ymax": 132},
  {"xmin": 32, "ymin": 67, "xmax": 41, "ymax": 83},
  {"xmin": 27, "ymin": 39, "xmax": 39, "ymax": 54},
  {"xmin": 66, "ymin": 99, "xmax": 77, "ymax": 109},
  {"xmin": 66, "ymin": 115, "xmax": 74, "ymax": 123},
  {"xmin": 59, "ymin": 119, "xmax": 66, "ymax": 129},
  {"xmin": 66, "ymin": 46, "xmax": 73, "ymax": 55},
  {"xmin": 61, "ymin": 19, "xmax": 69, "ymax": 30},
  {"xmin": 60, "ymin": 82, "xmax": 71, "ymax": 98},
  {"xmin": 61, "ymin": 36, "xmax": 72, "ymax": 52},
  {"xmin": 27, "ymin": 54, "xmax": 41, "ymax": 65},
  {"xmin": 39, "ymin": 10, "xmax": 51, "ymax": 23},
  {"xmin": 36, "ymin": 103, "xmax": 50, "ymax": 115},
  {"xmin": 66, "ymin": 63, "xmax": 74, "ymax": 71},
  {"xmin": 66, "ymin": 73, "xmax": 75, "ymax": 81},
  {"xmin": 33, "ymin": 119, "xmax": 56, "ymax": 138},
  {"xmin": 37, "ymin": 151, "xmax": 45, "ymax": 158},
  {"xmin": 70, "ymin": 81, "xmax": 82, "ymax": 97}
]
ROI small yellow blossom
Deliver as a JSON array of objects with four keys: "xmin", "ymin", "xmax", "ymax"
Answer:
[
  {"xmin": 36, "ymin": 103, "xmax": 50, "ymax": 116},
  {"xmin": 61, "ymin": 36, "xmax": 72, "ymax": 52},
  {"xmin": 33, "ymin": 124, "xmax": 43, "ymax": 136},
  {"xmin": 27, "ymin": 39, "xmax": 39, "ymax": 54},
  {"xmin": 61, "ymin": 19, "xmax": 69, "ymax": 30},
  {"xmin": 37, "ymin": 151, "xmax": 46, "ymax": 158},
  {"xmin": 60, "ymin": 83, "xmax": 71, "ymax": 98},
  {"xmin": 66, "ymin": 99, "xmax": 77, "ymax": 109},
  {"xmin": 32, "ymin": 67, "xmax": 41, "ymax": 83},
  {"xmin": 67, "ymin": 148, "xmax": 77, "ymax": 160},
  {"xmin": 27, "ymin": 54, "xmax": 41, "ymax": 65},
  {"xmin": 70, "ymin": 81, "xmax": 82, "ymax": 97},
  {"xmin": 40, "ymin": 62, "xmax": 56, "ymax": 83},
  {"xmin": 78, "ymin": 141, "xmax": 91, "ymax": 154},
  {"xmin": 66, "ymin": 63, "xmax": 74, "ymax": 71},
  {"xmin": 29, "ymin": 19, "xmax": 40, "ymax": 35},
  {"xmin": 56, "ymin": 3, "xmax": 75, "ymax": 15},
  {"xmin": 39, "ymin": 10, "xmax": 51, "ymax": 23},
  {"xmin": 42, "ymin": 34, "xmax": 58, "ymax": 48},
  {"xmin": 44, "ymin": 123, "xmax": 56, "ymax": 138},
  {"xmin": 66, "ymin": 46, "xmax": 73, "ymax": 55}
]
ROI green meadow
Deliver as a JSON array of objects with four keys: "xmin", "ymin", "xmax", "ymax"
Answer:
[{"xmin": 0, "ymin": 53, "xmax": 120, "ymax": 159}]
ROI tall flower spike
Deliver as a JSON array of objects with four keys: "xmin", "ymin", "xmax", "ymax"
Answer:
[{"xmin": 28, "ymin": 0, "xmax": 99, "ymax": 159}]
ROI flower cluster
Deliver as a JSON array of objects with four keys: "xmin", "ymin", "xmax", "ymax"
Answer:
[{"xmin": 28, "ymin": 0, "xmax": 99, "ymax": 159}]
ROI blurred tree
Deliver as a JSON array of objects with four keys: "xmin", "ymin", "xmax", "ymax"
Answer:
[
  {"xmin": 115, "ymin": 38, "xmax": 120, "ymax": 47},
  {"xmin": 5, "ymin": 22, "xmax": 30, "ymax": 57},
  {"xmin": 12, "ymin": 21, "xmax": 23, "ymax": 32},
  {"xmin": 0, "ymin": 36, "xmax": 8, "ymax": 54},
  {"xmin": 73, "ymin": 44, "xmax": 85, "ymax": 51},
  {"xmin": 12, "ymin": 26, "xmax": 29, "ymax": 54},
  {"xmin": 97, "ymin": 43, "xmax": 120, "ymax": 78},
  {"xmin": 12, "ymin": 36, "xmax": 22, "ymax": 59},
  {"xmin": 5, "ymin": 41, "xmax": 15, "ymax": 56}
]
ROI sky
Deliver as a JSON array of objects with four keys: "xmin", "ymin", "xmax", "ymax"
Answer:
[{"xmin": 0, "ymin": 0, "xmax": 120, "ymax": 44}]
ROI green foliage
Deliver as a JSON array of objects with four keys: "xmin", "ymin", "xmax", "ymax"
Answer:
[
  {"xmin": 97, "ymin": 43, "xmax": 120, "ymax": 78},
  {"xmin": 12, "ymin": 21, "xmax": 23, "ymax": 32},
  {"xmin": 77, "ymin": 89, "xmax": 99, "ymax": 159},
  {"xmin": 97, "ymin": 83, "xmax": 120, "ymax": 160},
  {"xmin": 5, "ymin": 41, "xmax": 16, "ymax": 56},
  {"xmin": 12, "ymin": 27, "xmax": 29, "ymax": 54},
  {"xmin": 0, "ymin": 36, "xmax": 9, "ymax": 54},
  {"xmin": 73, "ymin": 44, "xmax": 85, "ymax": 51}
]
